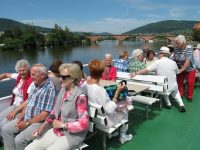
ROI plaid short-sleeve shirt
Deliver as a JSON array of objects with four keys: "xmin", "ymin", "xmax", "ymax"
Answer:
[{"xmin": 24, "ymin": 78, "xmax": 56, "ymax": 121}]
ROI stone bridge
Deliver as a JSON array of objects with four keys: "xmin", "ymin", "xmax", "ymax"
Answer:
[
  {"xmin": 87, "ymin": 35, "xmax": 176, "ymax": 43},
  {"xmin": 86, "ymin": 36, "xmax": 103, "ymax": 43}
]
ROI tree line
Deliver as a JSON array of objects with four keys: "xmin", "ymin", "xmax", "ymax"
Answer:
[{"xmin": 0, "ymin": 24, "xmax": 90, "ymax": 49}]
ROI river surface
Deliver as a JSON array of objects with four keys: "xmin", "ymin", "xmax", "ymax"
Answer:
[{"xmin": 0, "ymin": 40, "xmax": 167, "ymax": 97}]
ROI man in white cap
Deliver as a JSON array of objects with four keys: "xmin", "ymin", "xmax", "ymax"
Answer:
[
  {"xmin": 129, "ymin": 49, "xmax": 146, "ymax": 73},
  {"xmin": 130, "ymin": 46, "xmax": 186, "ymax": 112}
]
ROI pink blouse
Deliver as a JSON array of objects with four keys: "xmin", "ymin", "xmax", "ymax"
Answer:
[{"xmin": 46, "ymin": 91, "xmax": 88, "ymax": 136}]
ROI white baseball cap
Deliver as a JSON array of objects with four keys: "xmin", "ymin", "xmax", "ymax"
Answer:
[{"xmin": 159, "ymin": 46, "xmax": 170, "ymax": 54}]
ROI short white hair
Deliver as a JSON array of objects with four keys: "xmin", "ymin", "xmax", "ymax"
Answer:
[
  {"xmin": 104, "ymin": 54, "xmax": 112, "ymax": 59},
  {"xmin": 132, "ymin": 49, "xmax": 143, "ymax": 58},
  {"xmin": 15, "ymin": 59, "xmax": 30, "ymax": 72},
  {"xmin": 32, "ymin": 64, "xmax": 48, "ymax": 76},
  {"xmin": 175, "ymin": 35, "xmax": 186, "ymax": 44}
]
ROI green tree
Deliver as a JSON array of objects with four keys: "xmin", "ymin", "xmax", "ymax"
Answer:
[
  {"xmin": 12, "ymin": 27, "xmax": 23, "ymax": 39},
  {"xmin": 21, "ymin": 24, "xmax": 45, "ymax": 47},
  {"xmin": 3, "ymin": 37, "xmax": 21, "ymax": 49},
  {"xmin": 192, "ymin": 29, "xmax": 200, "ymax": 42},
  {"xmin": 46, "ymin": 24, "xmax": 67, "ymax": 46}
]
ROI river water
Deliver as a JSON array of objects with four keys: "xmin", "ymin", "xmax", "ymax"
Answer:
[{"xmin": 0, "ymin": 40, "xmax": 167, "ymax": 97}]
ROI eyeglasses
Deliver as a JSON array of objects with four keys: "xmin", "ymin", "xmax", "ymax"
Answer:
[{"xmin": 60, "ymin": 75, "xmax": 71, "ymax": 80}]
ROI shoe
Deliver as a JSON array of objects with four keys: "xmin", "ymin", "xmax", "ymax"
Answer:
[
  {"xmin": 166, "ymin": 104, "xmax": 172, "ymax": 109},
  {"xmin": 179, "ymin": 106, "xmax": 186, "ymax": 112},
  {"xmin": 108, "ymin": 132, "xmax": 119, "ymax": 139},
  {"xmin": 187, "ymin": 98, "xmax": 192, "ymax": 102},
  {"xmin": 119, "ymin": 134, "xmax": 132, "ymax": 144}
]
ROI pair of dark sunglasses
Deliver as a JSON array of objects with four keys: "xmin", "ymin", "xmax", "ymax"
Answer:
[{"xmin": 60, "ymin": 75, "xmax": 71, "ymax": 80}]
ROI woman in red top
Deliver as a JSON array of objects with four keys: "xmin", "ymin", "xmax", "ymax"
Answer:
[
  {"xmin": 101, "ymin": 54, "xmax": 117, "ymax": 81},
  {"xmin": 0, "ymin": 59, "xmax": 32, "ymax": 123}
]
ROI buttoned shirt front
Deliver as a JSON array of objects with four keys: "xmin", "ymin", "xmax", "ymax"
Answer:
[{"xmin": 24, "ymin": 78, "xmax": 56, "ymax": 121}]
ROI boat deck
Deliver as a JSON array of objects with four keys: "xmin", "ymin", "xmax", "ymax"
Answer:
[
  {"xmin": 85, "ymin": 83, "xmax": 200, "ymax": 150},
  {"xmin": 0, "ymin": 83, "xmax": 200, "ymax": 150}
]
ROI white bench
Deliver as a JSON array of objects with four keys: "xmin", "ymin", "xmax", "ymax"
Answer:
[
  {"xmin": 117, "ymin": 72, "xmax": 168, "ymax": 95},
  {"xmin": 88, "ymin": 102, "xmax": 133, "ymax": 150},
  {"xmin": 117, "ymin": 72, "xmax": 169, "ymax": 119},
  {"xmin": 130, "ymin": 95, "xmax": 160, "ymax": 119}
]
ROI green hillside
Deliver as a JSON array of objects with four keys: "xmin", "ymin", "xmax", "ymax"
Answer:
[
  {"xmin": 124, "ymin": 20, "xmax": 199, "ymax": 34},
  {"xmin": 0, "ymin": 18, "xmax": 51, "ymax": 32}
]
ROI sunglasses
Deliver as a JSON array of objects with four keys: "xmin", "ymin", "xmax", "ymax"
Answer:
[{"xmin": 60, "ymin": 75, "xmax": 71, "ymax": 80}]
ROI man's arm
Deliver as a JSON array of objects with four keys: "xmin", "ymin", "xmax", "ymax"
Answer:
[
  {"xmin": 130, "ymin": 68, "xmax": 150, "ymax": 78},
  {"xmin": 28, "ymin": 111, "xmax": 49, "ymax": 125},
  {"xmin": 17, "ymin": 111, "xmax": 49, "ymax": 130}
]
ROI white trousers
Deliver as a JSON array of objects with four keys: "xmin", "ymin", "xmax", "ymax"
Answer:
[
  {"xmin": 25, "ymin": 128, "xmax": 70, "ymax": 150},
  {"xmin": 163, "ymin": 83, "xmax": 184, "ymax": 106}
]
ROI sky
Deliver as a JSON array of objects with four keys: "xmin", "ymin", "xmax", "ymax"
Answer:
[{"xmin": 1, "ymin": 0, "xmax": 200, "ymax": 34}]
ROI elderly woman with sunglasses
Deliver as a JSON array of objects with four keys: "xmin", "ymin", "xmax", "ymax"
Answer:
[{"xmin": 25, "ymin": 63, "xmax": 89, "ymax": 150}]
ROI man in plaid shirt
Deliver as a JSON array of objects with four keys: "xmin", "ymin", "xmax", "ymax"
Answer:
[
  {"xmin": 113, "ymin": 50, "xmax": 129, "ymax": 72},
  {"xmin": 129, "ymin": 49, "xmax": 146, "ymax": 73}
]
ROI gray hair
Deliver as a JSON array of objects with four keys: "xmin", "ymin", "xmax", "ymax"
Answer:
[
  {"xmin": 15, "ymin": 59, "xmax": 31, "ymax": 72},
  {"xmin": 32, "ymin": 64, "xmax": 48, "ymax": 76},
  {"xmin": 175, "ymin": 35, "xmax": 186, "ymax": 44},
  {"xmin": 104, "ymin": 54, "xmax": 112, "ymax": 59},
  {"xmin": 132, "ymin": 49, "xmax": 143, "ymax": 58},
  {"xmin": 59, "ymin": 63, "xmax": 82, "ymax": 85}
]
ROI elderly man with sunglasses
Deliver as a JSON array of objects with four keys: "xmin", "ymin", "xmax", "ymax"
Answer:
[{"xmin": 2, "ymin": 64, "xmax": 57, "ymax": 150}]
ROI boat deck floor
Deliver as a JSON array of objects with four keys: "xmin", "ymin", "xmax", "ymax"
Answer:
[
  {"xmin": 85, "ymin": 83, "xmax": 200, "ymax": 150},
  {"xmin": 1, "ymin": 83, "xmax": 200, "ymax": 150}
]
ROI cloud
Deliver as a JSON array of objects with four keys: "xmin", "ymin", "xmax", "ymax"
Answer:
[
  {"xmin": 145, "ymin": 14, "xmax": 160, "ymax": 19},
  {"xmin": 21, "ymin": 18, "xmax": 154, "ymax": 34},
  {"xmin": 70, "ymin": 18, "xmax": 154, "ymax": 34},
  {"xmin": 169, "ymin": 9, "xmax": 184, "ymax": 17},
  {"xmin": 118, "ymin": 0, "xmax": 168, "ymax": 10}
]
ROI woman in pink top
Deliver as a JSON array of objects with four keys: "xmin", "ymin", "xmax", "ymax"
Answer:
[{"xmin": 101, "ymin": 54, "xmax": 117, "ymax": 81}]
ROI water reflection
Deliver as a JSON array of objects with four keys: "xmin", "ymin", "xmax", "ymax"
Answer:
[
  {"xmin": 89, "ymin": 44, "xmax": 100, "ymax": 49},
  {"xmin": 47, "ymin": 46, "xmax": 73, "ymax": 62},
  {"xmin": 0, "ymin": 40, "xmax": 168, "ymax": 97}
]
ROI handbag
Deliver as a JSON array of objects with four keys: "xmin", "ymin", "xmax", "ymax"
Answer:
[{"xmin": 104, "ymin": 80, "xmax": 129, "ymax": 101}]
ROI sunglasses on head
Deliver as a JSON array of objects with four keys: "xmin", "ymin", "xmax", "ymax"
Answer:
[{"xmin": 60, "ymin": 75, "xmax": 71, "ymax": 80}]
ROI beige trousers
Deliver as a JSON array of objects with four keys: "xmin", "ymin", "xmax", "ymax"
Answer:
[{"xmin": 25, "ymin": 128, "xmax": 70, "ymax": 150}]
